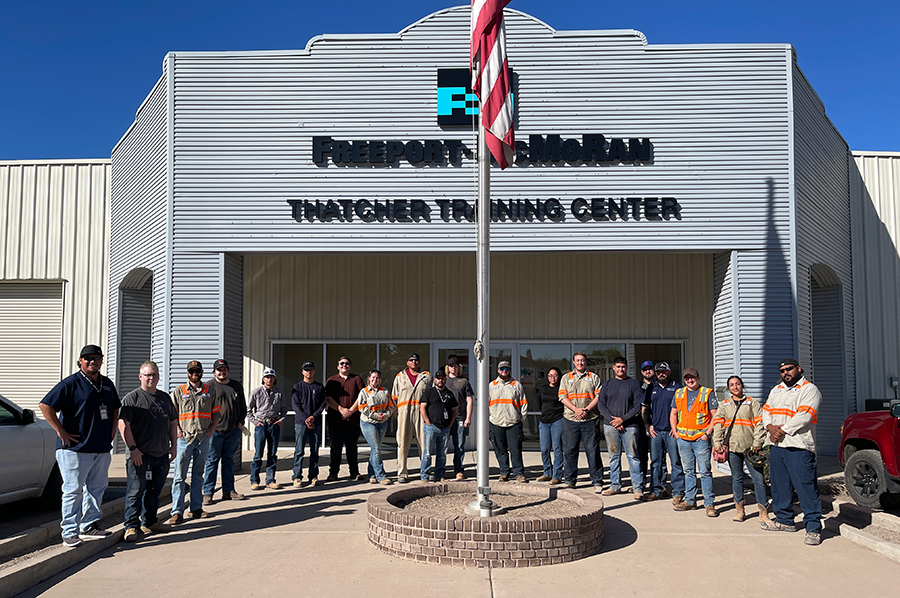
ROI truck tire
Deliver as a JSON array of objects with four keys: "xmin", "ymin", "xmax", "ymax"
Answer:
[{"xmin": 845, "ymin": 449, "xmax": 889, "ymax": 509}]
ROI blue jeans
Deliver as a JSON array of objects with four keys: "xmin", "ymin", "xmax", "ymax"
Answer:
[
  {"xmin": 729, "ymin": 450, "xmax": 768, "ymax": 506},
  {"xmin": 251, "ymin": 422, "xmax": 280, "ymax": 485},
  {"xmin": 360, "ymin": 420, "xmax": 389, "ymax": 481},
  {"xmin": 769, "ymin": 446, "xmax": 822, "ymax": 533},
  {"xmin": 677, "ymin": 437, "xmax": 714, "ymax": 507},
  {"xmin": 447, "ymin": 420, "xmax": 468, "ymax": 474},
  {"xmin": 562, "ymin": 419, "xmax": 603, "ymax": 486},
  {"xmin": 203, "ymin": 427, "xmax": 242, "ymax": 496},
  {"xmin": 422, "ymin": 424, "xmax": 451, "ymax": 480},
  {"xmin": 172, "ymin": 435, "xmax": 210, "ymax": 515},
  {"xmin": 124, "ymin": 453, "xmax": 169, "ymax": 529},
  {"xmin": 293, "ymin": 422, "xmax": 321, "ymax": 481},
  {"xmin": 56, "ymin": 449, "xmax": 110, "ymax": 538},
  {"xmin": 649, "ymin": 430, "xmax": 685, "ymax": 497},
  {"xmin": 603, "ymin": 424, "xmax": 644, "ymax": 492},
  {"xmin": 539, "ymin": 419, "xmax": 564, "ymax": 480}
]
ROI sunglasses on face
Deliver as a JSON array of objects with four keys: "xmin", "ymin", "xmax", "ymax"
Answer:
[
  {"xmin": 499, "ymin": 367, "xmax": 511, "ymax": 371},
  {"xmin": 779, "ymin": 366, "xmax": 796, "ymax": 374},
  {"xmin": 408, "ymin": 358, "xmax": 419, "ymax": 362},
  {"xmin": 189, "ymin": 369, "xmax": 202, "ymax": 374},
  {"xmin": 683, "ymin": 375, "xmax": 697, "ymax": 380},
  {"xmin": 82, "ymin": 355, "xmax": 102, "ymax": 362}
]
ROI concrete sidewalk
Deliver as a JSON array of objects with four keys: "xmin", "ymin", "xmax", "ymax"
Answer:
[{"xmin": 15, "ymin": 450, "xmax": 900, "ymax": 598}]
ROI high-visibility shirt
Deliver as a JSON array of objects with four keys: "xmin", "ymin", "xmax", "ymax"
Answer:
[
  {"xmin": 355, "ymin": 386, "xmax": 395, "ymax": 425},
  {"xmin": 171, "ymin": 382, "xmax": 219, "ymax": 444},
  {"xmin": 488, "ymin": 378, "xmax": 528, "ymax": 427},
  {"xmin": 392, "ymin": 369, "xmax": 432, "ymax": 411},
  {"xmin": 558, "ymin": 370, "xmax": 601, "ymax": 422},
  {"xmin": 674, "ymin": 386, "xmax": 714, "ymax": 441},
  {"xmin": 711, "ymin": 395, "xmax": 765, "ymax": 452},
  {"xmin": 762, "ymin": 376, "xmax": 821, "ymax": 452}
]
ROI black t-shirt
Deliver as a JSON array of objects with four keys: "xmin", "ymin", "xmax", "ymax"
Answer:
[
  {"xmin": 210, "ymin": 378, "xmax": 248, "ymax": 433},
  {"xmin": 120, "ymin": 388, "xmax": 178, "ymax": 457},
  {"xmin": 537, "ymin": 384, "xmax": 564, "ymax": 424},
  {"xmin": 444, "ymin": 377, "xmax": 474, "ymax": 421},
  {"xmin": 420, "ymin": 386, "xmax": 458, "ymax": 428}
]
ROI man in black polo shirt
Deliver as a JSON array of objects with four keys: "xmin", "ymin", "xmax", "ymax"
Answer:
[
  {"xmin": 118, "ymin": 361, "xmax": 178, "ymax": 542},
  {"xmin": 40, "ymin": 344, "xmax": 120, "ymax": 548},
  {"xmin": 419, "ymin": 369, "xmax": 457, "ymax": 482}
]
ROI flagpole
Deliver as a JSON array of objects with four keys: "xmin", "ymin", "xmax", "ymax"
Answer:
[{"xmin": 474, "ymin": 118, "xmax": 495, "ymax": 517}]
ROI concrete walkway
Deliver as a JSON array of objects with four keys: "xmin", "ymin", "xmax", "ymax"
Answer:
[{"xmin": 15, "ymin": 450, "xmax": 900, "ymax": 598}]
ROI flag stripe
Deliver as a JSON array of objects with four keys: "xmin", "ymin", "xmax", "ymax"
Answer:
[{"xmin": 471, "ymin": 0, "xmax": 515, "ymax": 169}]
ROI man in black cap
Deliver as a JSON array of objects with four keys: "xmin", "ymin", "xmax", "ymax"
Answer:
[
  {"xmin": 202, "ymin": 359, "xmax": 248, "ymax": 504},
  {"xmin": 445, "ymin": 357, "xmax": 474, "ymax": 480},
  {"xmin": 391, "ymin": 353, "xmax": 432, "ymax": 483},
  {"xmin": 40, "ymin": 344, "xmax": 121, "ymax": 548},
  {"xmin": 761, "ymin": 358, "xmax": 824, "ymax": 546},
  {"xmin": 292, "ymin": 361, "xmax": 326, "ymax": 487}
]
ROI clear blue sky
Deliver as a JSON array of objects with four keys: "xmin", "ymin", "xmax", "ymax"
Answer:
[{"xmin": 1, "ymin": 0, "xmax": 896, "ymax": 160}]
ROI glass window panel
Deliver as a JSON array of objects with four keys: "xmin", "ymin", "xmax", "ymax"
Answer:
[
  {"xmin": 271, "ymin": 343, "xmax": 324, "ymax": 444},
  {"xmin": 325, "ymin": 344, "xmax": 377, "ymax": 380},
  {"xmin": 573, "ymin": 343, "xmax": 626, "ymax": 382},
  {"xmin": 633, "ymin": 343, "xmax": 683, "ymax": 382},
  {"xmin": 379, "ymin": 343, "xmax": 430, "ymax": 381}
]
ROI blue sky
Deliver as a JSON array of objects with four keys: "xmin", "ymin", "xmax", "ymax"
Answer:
[{"xmin": 1, "ymin": 0, "xmax": 897, "ymax": 160}]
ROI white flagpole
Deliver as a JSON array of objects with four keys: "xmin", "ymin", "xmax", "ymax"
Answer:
[{"xmin": 474, "ymin": 114, "xmax": 495, "ymax": 517}]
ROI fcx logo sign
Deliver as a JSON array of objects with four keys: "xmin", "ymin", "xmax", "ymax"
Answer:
[{"xmin": 437, "ymin": 68, "xmax": 514, "ymax": 127}]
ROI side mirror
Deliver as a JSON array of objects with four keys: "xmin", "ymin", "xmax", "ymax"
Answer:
[
  {"xmin": 21, "ymin": 409, "xmax": 35, "ymax": 424},
  {"xmin": 891, "ymin": 403, "xmax": 900, "ymax": 419}
]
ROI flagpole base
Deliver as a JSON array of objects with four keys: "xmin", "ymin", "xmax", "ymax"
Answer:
[{"xmin": 466, "ymin": 486, "xmax": 504, "ymax": 517}]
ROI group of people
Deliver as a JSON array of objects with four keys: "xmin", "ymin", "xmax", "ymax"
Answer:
[{"xmin": 38, "ymin": 344, "xmax": 824, "ymax": 549}]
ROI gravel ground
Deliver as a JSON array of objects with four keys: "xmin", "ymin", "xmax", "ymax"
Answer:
[{"xmin": 398, "ymin": 491, "xmax": 579, "ymax": 517}]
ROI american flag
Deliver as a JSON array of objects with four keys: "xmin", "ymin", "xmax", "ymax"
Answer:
[{"xmin": 470, "ymin": 0, "xmax": 515, "ymax": 169}]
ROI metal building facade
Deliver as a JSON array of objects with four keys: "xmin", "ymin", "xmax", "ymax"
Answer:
[
  {"xmin": 0, "ymin": 160, "xmax": 111, "ymax": 411},
  {"xmin": 108, "ymin": 7, "xmax": 855, "ymax": 452}
]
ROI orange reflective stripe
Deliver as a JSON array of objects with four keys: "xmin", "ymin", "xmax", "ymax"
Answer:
[
  {"xmin": 396, "ymin": 400, "xmax": 417, "ymax": 409},
  {"xmin": 489, "ymin": 398, "xmax": 518, "ymax": 406},
  {"xmin": 179, "ymin": 412, "xmax": 212, "ymax": 420}
]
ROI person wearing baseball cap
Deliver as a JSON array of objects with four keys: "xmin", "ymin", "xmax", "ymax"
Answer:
[
  {"xmin": 166, "ymin": 360, "xmax": 218, "ymax": 524},
  {"xmin": 641, "ymin": 362, "xmax": 685, "ymax": 502},
  {"xmin": 488, "ymin": 360, "xmax": 529, "ymax": 483},
  {"xmin": 445, "ymin": 356, "xmax": 475, "ymax": 480},
  {"xmin": 761, "ymin": 358, "xmax": 824, "ymax": 546},
  {"xmin": 669, "ymin": 367, "xmax": 719, "ymax": 517},
  {"xmin": 248, "ymin": 368, "xmax": 287, "ymax": 490},
  {"xmin": 636, "ymin": 361, "xmax": 657, "ymax": 493},
  {"xmin": 292, "ymin": 361, "xmax": 326, "ymax": 487},
  {"xmin": 40, "ymin": 344, "xmax": 121, "ymax": 547},
  {"xmin": 391, "ymin": 353, "xmax": 432, "ymax": 483}
]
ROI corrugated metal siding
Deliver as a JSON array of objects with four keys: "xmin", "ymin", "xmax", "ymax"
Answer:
[
  {"xmin": 241, "ymin": 252, "xmax": 714, "ymax": 386},
  {"xmin": 109, "ymin": 74, "xmax": 170, "ymax": 388},
  {"xmin": 223, "ymin": 253, "xmax": 243, "ymax": 382},
  {"xmin": 811, "ymin": 284, "xmax": 845, "ymax": 455},
  {"xmin": 792, "ymin": 61, "xmax": 854, "ymax": 413},
  {"xmin": 165, "ymin": 7, "xmax": 792, "ymax": 254},
  {"xmin": 168, "ymin": 252, "xmax": 222, "ymax": 380},
  {"xmin": 116, "ymin": 283, "xmax": 153, "ymax": 392},
  {"xmin": 713, "ymin": 251, "xmax": 734, "ymax": 388},
  {"xmin": 0, "ymin": 160, "xmax": 111, "ymax": 398},
  {"xmin": 850, "ymin": 152, "xmax": 900, "ymax": 404},
  {"xmin": 0, "ymin": 282, "xmax": 63, "ymax": 410}
]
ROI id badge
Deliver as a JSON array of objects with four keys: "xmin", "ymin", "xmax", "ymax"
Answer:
[
  {"xmin": 99, "ymin": 405, "xmax": 108, "ymax": 420},
  {"xmin": 145, "ymin": 470, "xmax": 153, "ymax": 481},
  {"xmin": 443, "ymin": 410, "xmax": 449, "ymax": 421}
]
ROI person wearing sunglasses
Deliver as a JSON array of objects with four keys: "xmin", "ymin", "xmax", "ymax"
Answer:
[
  {"xmin": 324, "ymin": 357, "xmax": 366, "ymax": 482},
  {"xmin": 488, "ymin": 361, "xmax": 529, "ymax": 482},
  {"xmin": 761, "ymin": 358, "xmax": 824, "ymax": 546},
  {"xmin": 40, "ymin": 344, "xmax": 121, "ymax": 548},
  {"xmin": 166, "ymin": 360, "xmax": 219, "ymax": 524},
  {"xmin": 391, "ymin": 353, "xmax": 432, "ymax": 483},
  {"xmin": 669, "ymin": 367, "xmax": 718, "ymax": 517}
]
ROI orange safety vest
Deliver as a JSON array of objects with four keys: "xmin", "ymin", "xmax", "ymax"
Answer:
[{"xmin": 674, "ymin": 386, "xmax": 713, "ymax": 441}]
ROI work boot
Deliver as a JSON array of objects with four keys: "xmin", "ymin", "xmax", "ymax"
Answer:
[
  {"xmin": 164, "ymin": 513, "xmax": 184, "ymax": 525},
  {"xmin": 266, "ymin": 482, "xmax": 282, "ymax": 490},
  {"xmin": 706, "ymin": 505, "xmax": 719, "ymax": 518},
  {"xmin": 759, "ymin": 504, "xmax": 773, "ymax": 526},
  {"xmin": 124, "ymin": 528, "xmax": 139, "ymax": 542},
  {"xmin": 202, "ymin": 494, "xmax": 213, "ymax": 506},
  {"xmin": 733, "ymin": 501, "xmax": 745, "ymax": 522},
  {"xmin": 536, "ymin": 475, "xmax": 552, "ymax": 482},
  {"xmin": 673, "ymin": 502, "xmax": 694, "ymax": 511}
]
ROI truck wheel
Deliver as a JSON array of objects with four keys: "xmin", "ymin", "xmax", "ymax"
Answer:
[{"xmin": 845, "ymin": 449, "xmax": 889, "ymax": 509}]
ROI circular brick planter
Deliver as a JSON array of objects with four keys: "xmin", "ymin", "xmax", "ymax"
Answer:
[{"xmin": 367, "ymin": 481, "xmax": 604, "ymax": 567}]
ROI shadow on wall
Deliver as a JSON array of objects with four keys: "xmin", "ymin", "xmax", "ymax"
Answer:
[
  {"xmin": 849, "ymin": 156, "xmax": 900, "ymax": 407},
  {"xmin": 762, "ymin": 177, "xmax": 794, "ymax": 393}
]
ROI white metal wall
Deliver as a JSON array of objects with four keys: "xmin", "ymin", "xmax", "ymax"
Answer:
[
  {"xmin": 793, "ymin": 61, "xmax": 854, "ymax": 412},
  {"xmin": 241, "ymin": 252, "xmax": 714, "ymax": 390},
  {"xmin": 851, "ymin": 152, "xmax": 900, "ymax": 405},
  {"xmin": 0, "ymin": 160, "xmax": 111, "ymax": 407},
  {"xmin": 109, "ymin": 73, "xmax": 170, "ymax": 389}
]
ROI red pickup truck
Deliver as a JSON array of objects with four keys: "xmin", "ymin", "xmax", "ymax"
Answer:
[{"xmin": 839, "ymin": 400, "xmax": 900, "ymax": 509}]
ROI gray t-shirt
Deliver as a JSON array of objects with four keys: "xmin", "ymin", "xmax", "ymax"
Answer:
[
  {"xmin": 670, "ymin": 388, "xmax": 718, "ymax": 411},
  {"xmin": 445, "ymin": 377, "xmax": 475, "ymax": 421},
  {"xmin": 120, "ymin": 388, "xmax": 177, "ymax": 457}
]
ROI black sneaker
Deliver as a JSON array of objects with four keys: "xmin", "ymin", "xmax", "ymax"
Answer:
[
  {"xmin": 62, "ymin": 535, "xmax": 83, "ymax": 548},
  {"xmin": 79, "ymin": 525, "xmax": 112, "ymax": 539}
]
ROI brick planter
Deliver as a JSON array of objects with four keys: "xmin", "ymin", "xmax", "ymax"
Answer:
[{"xmin": 367, "ymin": 482, "xmax": 604, "ymax": 567}]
